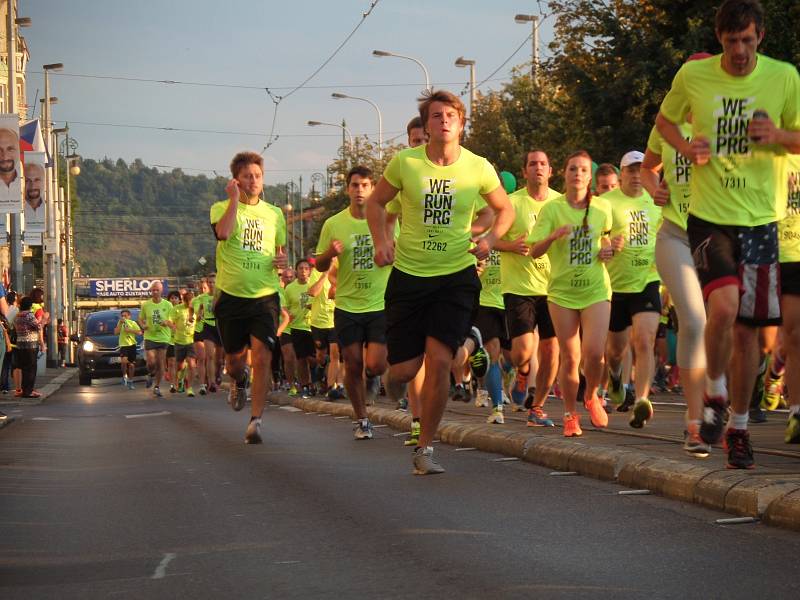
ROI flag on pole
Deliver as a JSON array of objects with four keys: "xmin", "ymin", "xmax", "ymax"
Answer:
[{"xmin": 20, "ymin": 119, "xmax": 49, "ymax": 165}]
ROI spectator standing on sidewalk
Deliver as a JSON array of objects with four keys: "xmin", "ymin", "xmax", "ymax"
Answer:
[
  {"xmin": 13, "ymin": 296, "xmax": 44, "ymax": 398},
  {"xmin": 0, "ymin": 290, "xmax": 16, "ymax": 393}
]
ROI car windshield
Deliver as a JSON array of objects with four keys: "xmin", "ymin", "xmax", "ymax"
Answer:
[{"xmin": 86, "ymin": 312, "xmax": 139, "ymax": 336}]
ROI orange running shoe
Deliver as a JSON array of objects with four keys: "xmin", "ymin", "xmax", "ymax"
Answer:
[
  {"xmin": 563, "ymin": 413, "xmax": 583, "ymax": 437},
  {"xmin": 585, "ymin": 394, "xmax": 609, "ymax": 428}
]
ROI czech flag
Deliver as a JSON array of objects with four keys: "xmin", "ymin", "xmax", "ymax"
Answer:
[{"xmin": 20, "ymin": 118, "xmax": 49, "ymax": 165}]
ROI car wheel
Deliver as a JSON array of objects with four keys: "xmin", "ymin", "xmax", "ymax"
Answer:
[{"xmin": 78, "ymin": 372, "xmax": 92, "ymax": 386}]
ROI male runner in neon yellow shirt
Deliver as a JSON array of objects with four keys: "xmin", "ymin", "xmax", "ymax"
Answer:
[
  {"xmin": 114, "ymin": 309, "xmax": 140, "ymax": 389},
  {"xmin": 138, "ymin": 281, "xmax": 173, "ymax": 398},
  {"xmin": 169, "ymin": 289, "xmax": 198, "ymax": 397},
  {"xmin": 283, "ymin": 260, "xmax": 316, "ymax": 399},
  {"xmin": 656, "ymin": 0, "xmax": 800, "ymax": 468},
  {"xmin": 317, "ymin": 166, "xmax": 392, "ymax": 440},
  {"xmin": 603, "ymin": 151, "xmax": 662, "ymax": 429},
  {"xmin": 211, "ymin": 151, "xmax": 287, "ymax": 444},
  {"xmin": 366, "ymin": 90, "xmax": 514, "ymax": 475}
]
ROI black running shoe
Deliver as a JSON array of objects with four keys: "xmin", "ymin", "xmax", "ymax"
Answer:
[
  {"xmin": 700, "ymin": 394, "xmax": 727, "ymax": 445},
  {"xmin": 616, "ymin": 386, "xmax": 635, "ymax": 413},
  {"xmin": 725, "ymin": 428, "xmax": 754, "ymax": 469},
  {"xmin": 229, "ymin": 367, "xmax": 249, "ymax": 412}
]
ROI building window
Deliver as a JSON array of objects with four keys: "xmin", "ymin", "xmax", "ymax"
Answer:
[{"xmin": 0, "ymin": 85, "xmax": 6, "ymax": 114}]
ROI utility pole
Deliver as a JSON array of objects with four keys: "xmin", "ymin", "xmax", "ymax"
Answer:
[
  {"xmin": 6, "ymin": 0, "xmax": 22, "ymax": 292},
  {"xmin": 298, "ymin": 175, "xmax": 303, "ymax": 259}
]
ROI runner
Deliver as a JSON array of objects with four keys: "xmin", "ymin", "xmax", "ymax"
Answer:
[
  {"xmin": 192, "ymin": 278, "xmax": 210, "ymax": 394},
  {"xmin": 494, "ymin": 149, "xmax": 560, "ymax": 427},
  {"xmin": 316, "ymin": 166, "xmax": 391, "ymax": 440},
  {"xmin": 642, "ymin": 68, "xmax": 712, "ymax": 454},
  {"xmin": 308, "ymin": 263, "xmax": 341, "ymax": 398},
  {"xmin": 170, "ymin": 289, "xmax": 198, "ymax": 396},
  {"xmin": 194, "ymin": 274, "xmax": 222, "ymax": 394},
  {"xmin": 366, "ymin": 90, "xmax": 514, "ymax": 474},
  {"xmin": 278, "ymin": 268, "xmax": 298, "ymax": 393},
  {"xmin": 530, "ymin": 151, "xmax": 614, "ymax": 437},
  {"xmin": 283, "ymin": 259, "xmax": 316, "ymax": 398},
  {"xmin": 603, "ymin": 150, "xmax": 663, "ymax": 428},
  {"xmin": 595, "ymin": 163, "xmax": 620, "ymax": 194},
  {"xmin": 780, "ymin": 155, "xmax": 800, "ymax": 442},
  {"xmin": 656, "ymin": 0, "xmax": 800, "ymax": 467},
  {"xmin": 138, "ymin": 281, "xmax": 173, "ymax": 398},
  {"xmin": 165, "ymin": 290, "xmax": 181, "ymax": 393},
  {"xmin": 113, "ymin": 309, "xmax": 140, "ymax": 390},
  {"xmin": 211, "ymin": 151, "xmax": 287, "ymax": 444}
]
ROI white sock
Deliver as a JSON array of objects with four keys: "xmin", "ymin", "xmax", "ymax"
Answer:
[
  {"xmin": 789, "ymin": 405, "xmax": 800, "ymax": 417},
  {"xmin": 705, "ymin": 375, "xmax": 727, "ymax": 398},
  {"xmin": 729, "ymin": 412, "xmax": 748, "ymax": 431}
]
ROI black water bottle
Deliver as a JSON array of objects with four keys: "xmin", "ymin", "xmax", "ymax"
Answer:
[{"xmin": 751, "ymin": 109, "xmax": 769, "ymax": 143}]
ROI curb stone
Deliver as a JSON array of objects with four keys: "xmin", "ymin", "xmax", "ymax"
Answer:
[{"xmin": 272, "ymin": 394, "xmax": 800, "ymax": 531}]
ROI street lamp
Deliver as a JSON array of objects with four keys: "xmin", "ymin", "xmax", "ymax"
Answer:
[
  {"xmin": 454, "ymin": 56, "xmax": 477, "ymax": 118},
  {"xmin": 514, "ymin": 14, "xmax": 540, "ymax": 84},
  {"xmin": 372, "ymin": 49, "xmax": 431, "ymax": 93},
  {"xmin": 331, "ymin": 92, "xmax": 383, "ymax": 162},
  {"xmin": 307, "ymin": 120, "xmax": 353, "ymax": 148}
]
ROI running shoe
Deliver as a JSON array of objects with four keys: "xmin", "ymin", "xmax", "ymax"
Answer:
[
  {"xmin": 208, "ymin": 383, "xmax": 218, "ymax": 393},
  {"xmin": 354, "ymin": 419, "xmax": 374, "ymax": 440},
  {"xmin": 700, "ymin": 394, "xmax": 727, "ymax": 445},
  {"xmin": 244, "ymin": 418, "xmax": 262, "ymax": 444},
  {"xmin": 511, "ymin": 369, "xmax": 528, "ymax": 406},
  {"xmin": 563, "ymin": 413, "xmax": 582, "ymax": 437},
  {"xmin": 607, "ymin": 372, "xmax": 624, "ymax": 406},
  {"xmin": 396, "ymin": 397, "xmax": 408, "ymax": 411},
  {"xmin": 404, "ymin": 420, "xmax": 421, "ymax": 446},
  {"xmin": 585, "ymin": 394, "xmax": 609, "ymax": 428},
  {"xmin": 127, "ymin": 380, "xmax": 135, "ymax": 390},
  {"xmin": 301, "ymin": 385, "xmax": 311, "ymax": 399},
  {"xmin": 524, "ymin": 387, "xmax": 535, "ymax": 410},
  {"xmin": 469, "ymin": 335, "xmax": 489, "ymax": 379},
  {"xmin": 785, "ymin": 414, "xmax": 800, "ymax": 444},
  {"xmin": 121, "ymin": 377, "xmax": 127, "ymax": 387},
  {"xmin": 328, "ymin": 386, "xmax": 345, "ymax": 401},
  {"xmin": 229, "ymin": 368, "xmax": 249, "ymax": 412},
  {"xmin": 475, "ymin": 389, "xmax": 490, "ymax": 408},
  {"xmin": 366, "ymin": 376, "xmax": 380, "ymax": 405},
  {"xmin": 169, "ymin": 385, "xmax": 177, "ymax": 394},
  {"xmin": 452, "ymin": 384, "xmax": 469, "ymax": 403},
  {"xmin": 527, "ymin": 406, "xmax": 554, "ymax": 427},
  {"xmin": 683, "ymin": 430, "xmax": 711, "ymax": 458},
  {"xmin": 153, "ymin": 386, "xmax": 163, "ymax": 398},
  {"xmin": 187, "ymin": 387, "xmax": 195, "ymax": 398},
  {"xmin": 502, "ymin": 391, "xmax": 511, "ymax": 406},
  {"xmin": 199, "ymin": 384, "xmax": 207, "ymax": 396},
  {"xmin": 749, "ymin": 406, "xmax": 768, "ymax": 424},
  {"xmin": 629, "ymin": 398, "xmax": 653, "ymax": 429},
  {"xmin": 413, "ymin": 446, "xmax": 445, "ymax": 475},
  {"xmin": 487, "ymin": 407, "xmax": 505, "ymax": 424},
  {"xmin": 145, "ymin": 375, "xmax": 153, "ymax": 389},
  {"xmin": 616, "ymin": 386, "xmax": 636, "ymax": 413},
  {"xmin": 751, "ymin": 358, "xmax": 767, "ymax": 410},
  {"xmin": 762, "ymin": 372, "xmax": 785, "ymax": 411},
  {"xmin": 288, "ymin": 385, "xmax": 299, "ymax": 397},
  {"xmin": 724, "ymin": 428, "xmax": 755, "ymax": 469},
  {"xmin": 177, "ymin": 380, "xmax": 185, "ymax": 394}
]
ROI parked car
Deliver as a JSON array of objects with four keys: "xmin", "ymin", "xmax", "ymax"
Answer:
[{"xmin": 73, "ymin": 309, "xmax": 146, "ymax": 385}]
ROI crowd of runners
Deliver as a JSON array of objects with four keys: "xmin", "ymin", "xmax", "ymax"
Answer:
[{"xmin": 123, "ymin": 0, "xmax": 800, "ymax": 475}]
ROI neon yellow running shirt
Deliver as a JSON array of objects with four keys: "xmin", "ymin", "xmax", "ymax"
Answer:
[
  {"xmin": 316, "ymin": 207, "xmax": 393, "ymax": 313},
  {"xmin": 780, "ymin": 154, "xmax": 800, "ymax": 263},
  {"xmin": 529, "ymin": 194, "xmax": 613, "ymax": 310},
  {"xmin": 479, "ymin": 249, "xmax": 503, "ymax": 310},
  {"xmin": 603, "ymin": 187, "xmax": 662, "ymax": 293},
  {"xmin": 118, "ymin": 318, "xmax": 140, "ymax": 348},
  {"xmin": 309, "ymin": 275, "xmax": 335, "ymax": 329},
  {"xmin": 382, "ymin": 144, "xmax": 500, "ymax": 277},
  {"xmin": 210, "ymin": 199, "xmax": 286, "ymax": 298},
  {"xmin": 500, "ymin": 187, "xmax": 560, "ymax": 296},
  {"xmin": 170, "ymin": 304, "xmax": 196, "ymax": 346},
  {"xmin": 140, "ymin": 298, "xmax": 173, "ymax": 343},
  {"xmin": 284, "ymin": 277, "xmax": 314, "ymax": 332},
  {"xmin": 647, "ymin": 123, "xmax": 693, "ymax": 230},
  {"xmin": 659, "ymin": 54, "xmax": 800, "ymax": 226}
]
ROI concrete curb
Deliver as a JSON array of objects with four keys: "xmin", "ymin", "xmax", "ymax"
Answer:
[
  {"xmin": 271, "ymin": 394, "xmax": 800, "ymax": 532},
  {"xmin": 0, "ymin": 369, "xmax": 77, "ymax": 407}
]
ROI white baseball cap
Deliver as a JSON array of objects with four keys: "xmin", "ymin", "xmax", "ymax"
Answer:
[{"xmin": 620, "ymin": 150, "xmax": 645, "ymax": 169}]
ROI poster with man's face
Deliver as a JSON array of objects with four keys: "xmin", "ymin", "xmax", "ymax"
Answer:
[
  {"xmin": 23, "ymin": 152, "xmax": 45, "ymax": 244},
  {"xmin": 0, "ymin": 114, "xmax": 21, "ymax": 214}
]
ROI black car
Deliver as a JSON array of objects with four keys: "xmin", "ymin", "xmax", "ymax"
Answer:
[{"xmin": 74, "ymin": 309, "xmax": 147, "ymax": 385}]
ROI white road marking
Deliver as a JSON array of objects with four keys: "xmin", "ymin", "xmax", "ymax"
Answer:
[
  {"xmin": 715, "ymin": 517, "xmax": 759, "ymax": 525},
  {"xmin": 549, "ymin": 471, "xmax": 578, "ymax": 476},
  {"xmin": 279, "ymin": 406, "xmax": 302, "ymax": 413},
  {"xmin": 491, "ymin": 457, "xmax": 519, "ymax": 462},
  {"xmin": 31, "ymin": 417, "xmax": 61, "ymax": 421},
  {"xmin": 454, "ymin": 447, "xmax": 476, "ymax": 452},
  {"xmin": 618, "ymin": 489, "xmax": 651, "ymax": 496},
  {"xmin": 334, "ymin": 416, "xmax": 350, "ymax": 420},
  {"xmin": 317, "ymin": 413, "xmax": 331, "ymax": 417},
  {"xmin": 125, "ymin": 411, "xmax": 171, "ymax": 419},
  {"xmin": 372, "ymin": 424, "xmax": 388, "ymax": 428},
  {"xmin": 152, "ymin": 552, "xmax": 177, "ymax": 579},
  {"xmin": 392, "ymin": 432, "xmax": 409, "ymax": 437}
]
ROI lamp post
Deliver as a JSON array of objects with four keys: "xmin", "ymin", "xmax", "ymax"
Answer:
[
  {"xmin": 6, "ymin": 4, "xmax": 31, "ymax": 292},
  {"xmin": 331, "ymin": 92, "xmax": 383, "ymax": 162},
  {"xmin": 43, "ymin": 62, "xmax": 64, "ymax": 366},
  {"xmin": 372, "ymin": 49, "xmax": 431, "ymax": 93},
  {"xmin": 308, "ymin": 120, "xmax": 353, "ymax": 169},
  {"xmin": 454, "ymin": 56, "xmax": 477, "ymax": 118},
  {"xmin": 53, "ymin": 125, "xmax": 75, "ymax": 358},
  {"xmin": 514, "ymin": 13, "xmax": 540, "ymax": 85}
]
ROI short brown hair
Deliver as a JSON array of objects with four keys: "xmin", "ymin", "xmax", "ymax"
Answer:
[
  {"xmin": 716, "ymin": 0, "xmax": 764, "ymax": 35},
  {"xmin": 346, "ymin": 165, "xmax": 374, "ymax": 186},
  {"xmin": 230, "ymin": 151, "xmax": 264, "ymax": 178},
  {"xmin": 406, "ymin": 116, "xmax": 423, "ymax": 136},
  {"xmin": 595, "ymin": 163, "xmax": 618, "ymax": 178},
  {"xmin": 521, "ymin": 149, "xmax": 550, "ymax": 172},
  {"xmin": 418, "ymin": 90, "xmax": 467, "ymax": 131}
]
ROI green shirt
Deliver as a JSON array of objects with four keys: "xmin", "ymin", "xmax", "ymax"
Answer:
[
  {"xmin": 118, "ymin": 318, "xmax": 140, "ymax": 348},
  {"xmin": 500, "ymin": 187, "xmax": 560, "ymax": 296},
  {"xmin": 479, "ymin": 249, "xmax": 503, "ymax": 309},
  {"xmin": 284, "ymin": 278, "xmax": 313, "ymax": 332},
  {"xmin": 316, "ymin": 207, "xmax": 393, "ymax": 313},
  {"xmin": 383, "ymin": 144, "xmax": 500, "ymax": 277},
  {"xmin": 140, "ymin": 298, "xmax": 173, "ymax": 343},
  {"xmin": 530, "ymin": 195, "xmax": 613, "ymax": 310},
  {"xmin": 603, "ymin": 188, "xmax": 662, "ymax": 293},
  {"xmin": 210, "ymin": 199, "xmax": 286, "ymax": 298},
  {"xmin": 659, "ymin": 54, "xmax": 800, "ymax": 226},
  {"xmin": 308, "ymin": 275, "xmax": 335, "ymax": 329},
  {"xmin": 170, "ymin": 304, "xmax": 196, "ymax": 346},
  {"xmin": 780, "ymin": 154, "xmax": 800, "ymax": 263},
  {"xmin": 646, "ymin": 123, "xmax": 693, "ymax": 230}
]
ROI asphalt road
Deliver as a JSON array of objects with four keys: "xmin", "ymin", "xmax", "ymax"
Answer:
[{"xmin": 2, "ymin": 379, "xmax": 799, "ymax": 599}]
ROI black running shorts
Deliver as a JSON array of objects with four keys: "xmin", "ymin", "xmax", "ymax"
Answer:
[
  {"xmin": 609, "ymin": 281, "xmax": 662, "ymax": 332},
  {"xmin": 215, "ymin": 291, "xmax": 280, "ymax": 354},
  {"xmin": 503, "ymin": 293, "xmax": 556, "ymax": 340}
]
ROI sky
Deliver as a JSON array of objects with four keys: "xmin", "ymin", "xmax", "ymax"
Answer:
[{"xmin": 23, "ymin": 0, "xmax": 555, "ymax": 191}]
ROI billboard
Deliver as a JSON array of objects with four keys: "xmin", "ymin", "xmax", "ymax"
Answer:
[
  {"xmin": 0, "ymin": 114, "xmax": 21, "ymax": 214},
  {"xmin": 23, "ymin": 151, "xmax": 45, "ymax": 245},
  {"xmin": 88, "ymin": 278, "xmax": 169, "ymax": 298}
]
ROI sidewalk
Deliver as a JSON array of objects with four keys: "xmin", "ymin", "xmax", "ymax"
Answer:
[
  {"xmin": 0, "ymin": 367, "xmax": 77, "ymax": 429},
  {"xmin": 269, "ymin": 388, "xmax": 800, "ymax": 532}
]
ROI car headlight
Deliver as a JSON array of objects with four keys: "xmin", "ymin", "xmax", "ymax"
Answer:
[{"xmin": 82, "ymin": 340, "xmax": 95, "ymax": 352}]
